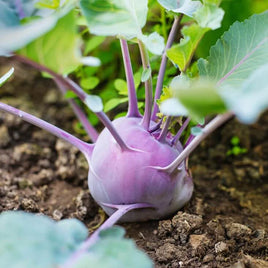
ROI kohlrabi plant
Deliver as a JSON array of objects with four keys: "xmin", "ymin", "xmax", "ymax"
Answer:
[{"xmin": 0, "ymin": 0, "xmax": 267, "ymax": 267}]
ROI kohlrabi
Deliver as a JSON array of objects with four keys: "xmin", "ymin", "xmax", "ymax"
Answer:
[{"xmin": 0, "ymin": 1, "xmax": 268, "ymax": 265}]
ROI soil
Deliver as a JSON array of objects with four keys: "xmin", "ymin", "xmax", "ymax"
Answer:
[{"xmin": 0, "ymin": 58, "xmax": 267, "ymax": 268}]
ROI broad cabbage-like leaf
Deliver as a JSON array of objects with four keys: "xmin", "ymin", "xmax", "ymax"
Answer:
[
  {"xmin": 198, "ymin": 11, "xmax": 268, "ymax": 87},
  {"xmin": 80, "ymin": 0, "xmax": 148, "ymax": 39},
  {"xmin": 0, "ymin": 211, "xmax": 88, "ymax": 268},
  {"xmin": 74, "ymin": 227, "xmax": 153, "ymax": 268},
  {"xmin": 219, "ymin": 63, "xmax": 268, "ymax": 123},
  {"xmin": 18, "ymin": 10, "xmax": 80, "ymax": 74},
  {"xmin": 0, "ymin": 1, "xmax": 74, "ymax": 56}
]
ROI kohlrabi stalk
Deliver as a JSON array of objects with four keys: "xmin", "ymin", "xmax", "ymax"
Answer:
[
  {"xmin": 171, "ymin": 117, "xmax": 191, "ymax": 146},
  {"xmin": 138, "ymin": 40, "xmax": 153, "ymax": 130},
  {"xmin": 62, "ymin": 203, "xmax": 152, "ymax": 268},
  {"xmin": 157, "ymin": 116, "xmax": 172, "ymax": 143},
  {"xmin": 54, "ymin": 78, "xmax": 99, "ymax": 142},
  {"xmin": 12, "ymin": 55, "xmax": 132, "ymax": 152},
  {"xmin": 120, "ymin": 39, "xmax": 141, "ymax": 118},
  {"xmin": 12, "ymin": 54, "xmax": 97, "ymax": 140},
  {"xmin": 0, "ymin": 102, "xmax": 93, "ymax": 158},
  {"xmin": 152, "ymin": 15, "xmax": 182, "ymax": 121},
  {"xmin": 153, "ymin": 112, "xmax": 234, "ymax": 173}
]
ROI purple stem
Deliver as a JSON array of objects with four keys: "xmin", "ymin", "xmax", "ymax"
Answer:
[
  {"xmin": 120, "ymin": 39, "xmax": 141, "ymax": 118},
  {"xmin": 138, "ymin": 41, "xmax": 153, "ymax": 131},
  {"xmin": 171, "ymin": 117, "xmax": 191, "ymax": 146},
  {"xmin": 54, "ymin": 78, "xmax": 99, "ymax": 142},
  {"xmin": 149, "ymin": 117, "xmax": 163, "ymax": 133},
  {"xmin": 0, "ymin": 102, "xmax": 93, "ymax": 159},
  {"xmin": 96, "ymin": 111, "xmax": 132, "ymax": 151},
  {"xmin": 152, "ymin": 16, "xmax": 182, "ymax": 121},
  {"xmin": 12, "ymin": 55, "xmax": 130, "ymax": 151},
  {"xmin": 62, "ymin": 203, "xmax": 152, "ymax": 268},
  {"xmin": 14, "ymin": 0, "xmax": 26, "ymax": 19},
  {"xmin": 183, "ymin": 134, "xmax": 195, "ymax": 148},
  {"xmin": 151, "ymin": 112, "xmax": 234, "ymax": 174},
  {"xmin": 157, "ymin": 116, "xmax": 172, "ymax": 143}
]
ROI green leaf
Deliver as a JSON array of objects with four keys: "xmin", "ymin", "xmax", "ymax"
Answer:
[
  {"xmin": 104, "ymin": 97, "xmax": 128, "ymax": 112},
  {"xmin": 198, "ymin": 12, "xmax": 268, "ymax": 88},
  {"xmin": 74, "ymin": 226, "xmax": 153, "ymax": 268},
  {"xmin": 65, "ymin": 90, "xmax": 77, "ymax": 99},
  {"xmin": 141, "ymin": 67, "xmax": 152, "ymax": 82},
  {"xmin": 141, "ymin": 32, "xmax": 165, "ymax": 55},
  {"xmin": 134, "ymin": 71, "xmax": 142, "ymax": 89},
  {"xmin": 18, "ymin": 11, "xmax": 79, "ymax": 74},
  {"xmin": 219, "ymin": 63, "xmax": 268, "ymax": 124},
  {"xmin": 0, "ymin": 211, "xmax": 88, "ymax": 268},
  {"xmin": 36, "ymin": 0, "xmax": 60, "ymax": 9},
  {"xmin": 0, "ymin": 68, "xmax": 14, "ymax": 86},
  {"xmin": 80, "ymin": 0, "xmax": 148, "ymax": 39},
  {"xmin": 80, "ymin": 77, "xmax": 100, "ymax": 90},
  {"xmin": 167, "ymin": 24, "xmax": 208, "ymax": 72},
  {"xmin": 84, "ymin": 36, "xmax": 106, "ymax": 54},
  {"xmin": 114, "ymin": 79, "xmax": 128, "ymax": 95},
  {"xmin": 193, "ymin": 2, "xmax": 224, "ymax": 30},
  {"xmin": 157, "ymin": 0, "xmax": 202, "ymax": 17}
]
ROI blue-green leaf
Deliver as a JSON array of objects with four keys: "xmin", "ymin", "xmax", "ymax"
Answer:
[
  {"xmin": 157, "ymin": 0, "xmax": 202, "ymax": 17},
  {"xmin": 219, "ymin": 63, "xmax": 268, "ymax": 124},
  {"xmin": 198, "ymin": 12, "xmax": 268, "ymax": 88},
  {"xmin": 0, "ymin": 0, "xmax": 20, "ymax": 27},
  {"xmin": 74, "ymin": 226, "xmax": 153, "ymax": 268},
  {"xmin": 0, "ymin": 211, "xmax": 88, "ymax": 268}
]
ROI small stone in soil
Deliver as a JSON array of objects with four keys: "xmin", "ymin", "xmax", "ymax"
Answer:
[
  {"xmin": 225, "ymin": 223, "xmax": 252, "ymax": 239},
  {"xmin": 215, "ymin": 241, "xmax": 228, "ymax": 254}
]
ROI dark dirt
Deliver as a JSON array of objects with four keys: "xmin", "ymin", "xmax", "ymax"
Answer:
[{"xmin": 0, "ymin": 59, "xmax": 267, "ymax": 268}]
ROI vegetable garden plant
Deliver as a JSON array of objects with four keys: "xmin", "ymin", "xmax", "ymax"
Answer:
[{"xmin": 0, "ymin": 0, "xmax": 267, "ymax": 267}]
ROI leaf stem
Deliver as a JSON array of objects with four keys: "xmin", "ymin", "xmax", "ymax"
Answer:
[
  {"xmin": 153, "ymin": 112, "xmax": 233, "ymax": 173},
  {"xmin": 0, "ymin": 101, "xmax": 93, "ymax": 158},
  {"xmin": 54, "ymin": 78, "xmax": 99, "ymax": 142},
  {"xmin": 62, "ymin": 203, "xmax": 152, "ymax": 268},
  {"xmin": 120, "ymin": 39, "xmax": 141, "ymax": 118},
  {"xmin": 157, "ymin": 116, "xmax": 172, "ymax": 143},
  {"xmin": 138, "ymin": 40, "xmax": 153, "ymax": 130},
  {"xmin": 171, "ymin": 117, "xmax": 191, "ymax": 146},
  {"xmin": 152, "ymin": 15, "xmax": 182, "ymax": 121},
  {"xmin": 12, "ymin": 55, "xmax": 96, "ymax": 136}
]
